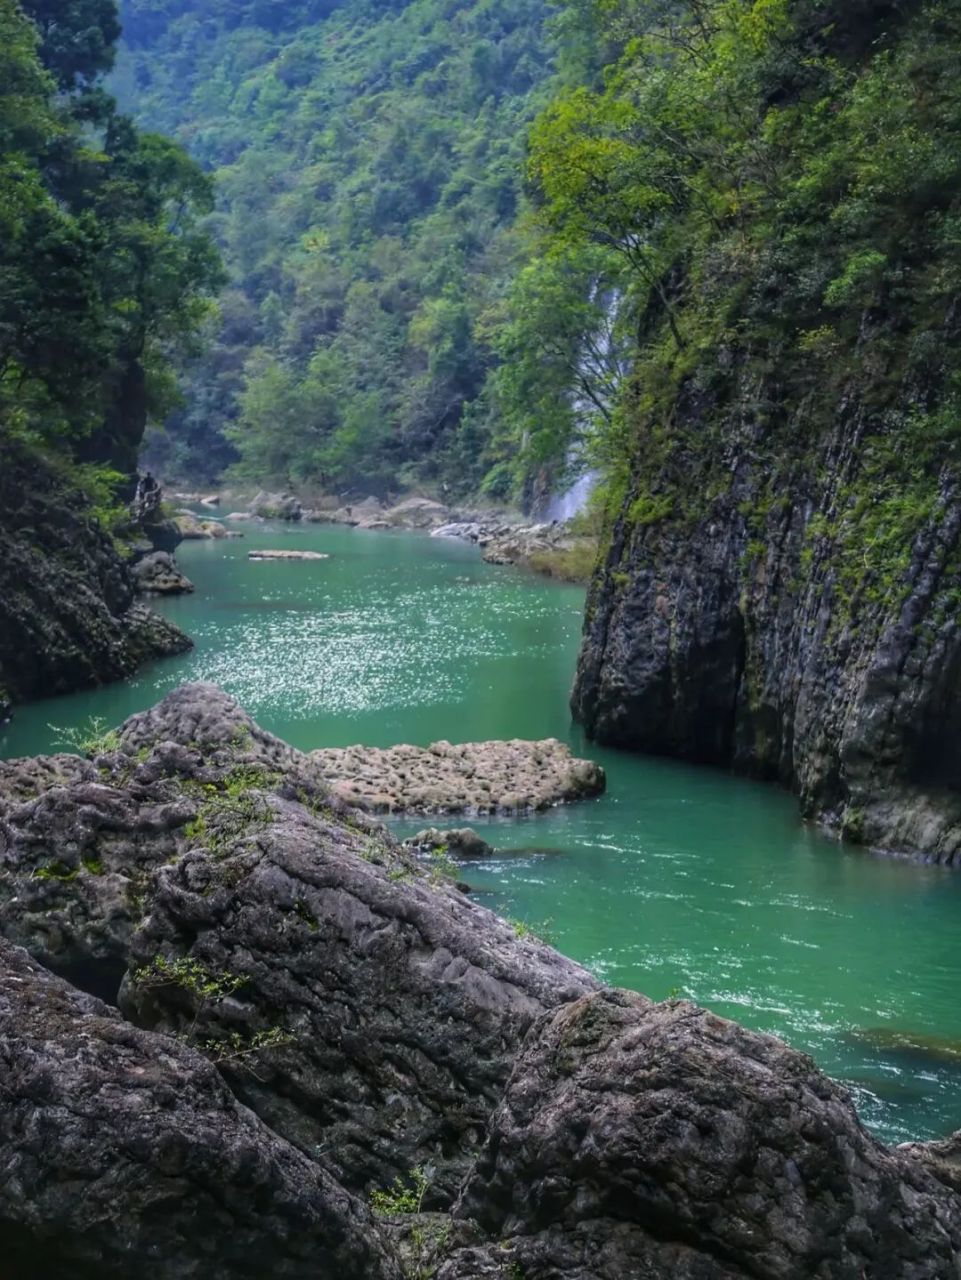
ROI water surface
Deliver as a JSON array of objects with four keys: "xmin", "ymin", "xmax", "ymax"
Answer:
[{"xmin": 3, "ymin": 520, "xmax": 960, "ymax": 1144}]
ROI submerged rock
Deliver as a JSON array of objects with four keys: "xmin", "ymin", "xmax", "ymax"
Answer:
[
  {"xmin": 0, "ymin": 940, "xmax": 399, "ymax": 1280},
  {"xmin": 404, "ymin": 827, "xmax": 495, "ymax": 859},
  {"xmin": 311, "ymin": 738, "xmax": 606, "ymax": 815},
  {"xmin": 248, "ymin": 549, "xmax": 330, "ymax": 562}
]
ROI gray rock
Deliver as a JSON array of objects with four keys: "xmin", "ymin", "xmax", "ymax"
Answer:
[
  {"xmin": 571, "ymin": 408, "xmax": 961, "ymax": 863},
  {"xmin": 0, "ymin": 444, "xmax": 192, "ymax": 714},
  {"xmin": 249, "ymin": 491, "xmax": 303, "ymax": 521},
  {"xmin": 311, "ymin": 738, "xmax": 606, "ymax": 816},
  {"xmin": 454, "ymin": 989, "xmax": 961, "ymax": 1279},
  {"xmin": 405, "ymin": 827, "xmax": 495, "ymax": 859},
  {"xmin": 0, "ymin": 939, "xmax": 399, "ymax": 1280},
  {"xmin": 132, "ymin": 550, "xmax": 195, "ymax": 595},
  {"xmin": 0, "ymin": 684, "xmax": 598, "ymax": 1203}
]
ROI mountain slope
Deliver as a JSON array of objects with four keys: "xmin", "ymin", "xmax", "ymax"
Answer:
[{"xmin": 115, "ymin": 0, "xmax": 565, "ymax": 497}]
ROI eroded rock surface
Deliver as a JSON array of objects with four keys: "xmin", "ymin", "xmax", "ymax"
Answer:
[
  {"xmin": 3, "ymin": 683, "xmax": 961, "ymax": 1278},
  {"xmin": 311, "ymin": 738, "xmax": 605, "ymax": 815},
  {"xmin": 453, "ymin": 990, "xmax": 961, "ymax": 1279},
  {"xmin": 0, "ymin": 940, "xmax": 398, "ymax": 1280},
  {"xmin": 0, "ymin": 443, "xmax": 192, "ymax": 714},
  {"xmin": 1, "ymin": 684, "xmax": 597, "ymax": 1200}
]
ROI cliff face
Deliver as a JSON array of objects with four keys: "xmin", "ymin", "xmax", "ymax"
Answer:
[
  {"xmin": 0, "ymin": 443, "xmax": 191, "ymax": 717},
  {"xmin": 568, "ymin": 2, "xmax": 961, "ymax": 862},
  {"xmin": 572, "ymin": 357, "xmax": 961, "ymax": 861}
]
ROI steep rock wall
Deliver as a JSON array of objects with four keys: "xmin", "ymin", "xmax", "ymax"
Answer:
[
  {"xmin": 0, "ymin": 443, "xmax": 190, "ymax": 718},
  {"xmin": 572, "ymin": 357, "xmax": 961, "ymax": 861}
]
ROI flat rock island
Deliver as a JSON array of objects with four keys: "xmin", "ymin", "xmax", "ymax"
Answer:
[{"xmin": 310, "ymin": 737, "xmax": 606, "ymax": 814}]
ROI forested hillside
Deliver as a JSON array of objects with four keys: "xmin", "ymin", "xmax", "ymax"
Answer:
[
  {"xmin": 115, "ymin": 0, "xmax": 609, "ymax": 498},
  {"xmin": 0, "ymin": 0, "xmax": 219, "ymax": 711}
]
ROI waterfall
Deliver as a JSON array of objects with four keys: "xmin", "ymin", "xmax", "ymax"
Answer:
[{"xmin": 545, "ymin": 287, "xmax": 624, "ymax": 523}]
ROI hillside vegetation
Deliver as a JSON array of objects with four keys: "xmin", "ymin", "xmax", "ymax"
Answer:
[{"xmin": 116, "ymin": 0, "xmax": 597, "ymax": 498}]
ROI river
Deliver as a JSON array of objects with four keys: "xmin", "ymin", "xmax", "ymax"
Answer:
[{"xmin": 3, "ymin": 519, "xmax": 961, "ymax": 1145}]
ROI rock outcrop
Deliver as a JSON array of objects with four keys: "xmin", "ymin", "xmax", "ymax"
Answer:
[
  {"xmin": 0, "ymin": 940, "xmax": 399, "ymax": 1280},
  {"xmin": 249, "ymin": 491, "xmax": 303, "ymax": 521},
  {"xmin": 0, "ymin": 442, "xmax": 192, "ymax": 715},
  {"xmin": 310, "ymin": 738, "xmax": 606, "ymax": 815},
  {"xmin": 4, "ymin": 683, "xmax": 961, "ymax": 1276},
  {"xmin": 451, "ymin": 990, "xmax": 961, "ymax": 1279},
  {"xmin": 132, "ymin": 550, "xmax": 195, "ymax": 595},
  {"xmin": 0, "ymin": 685, "xmax": 597, "ymax": 1200}
]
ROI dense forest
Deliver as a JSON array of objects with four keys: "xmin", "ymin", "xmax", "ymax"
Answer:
[
  {"xmin": 0, "ymin": 0, "xmax": 221, "ymax": 500},
  {"xmin": 114, "ymin": 0, "xmax": 618, "ymax": 499}
]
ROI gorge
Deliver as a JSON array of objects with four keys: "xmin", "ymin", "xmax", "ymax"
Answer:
[{"xmin": 3, "ymin": 0, "xmax": 961, "ymax": 1273}]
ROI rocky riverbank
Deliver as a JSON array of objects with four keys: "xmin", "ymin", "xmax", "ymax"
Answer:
[
  {"xmin": 1, "ymin": 682, "xmax": 960, "ymax": 1277},
  {"xmin": 174, "ymin": 487, "xmax": 600, "ymax": 582},
  {"xmin": 311, "ymin": 738, "xmax": 606, "ymax": 815},
  {"xmin": 0, "ymin": 445, "xmax": 192, "ymax": 720}
]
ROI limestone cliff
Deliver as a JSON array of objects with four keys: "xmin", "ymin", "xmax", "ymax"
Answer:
[
  {"xmin": 569, "ymin": 1, "xmax": 961, "ymax": 862},
  {"xmin": 0, "ymin": 443, "xmax": 190, "ymax": 718}
]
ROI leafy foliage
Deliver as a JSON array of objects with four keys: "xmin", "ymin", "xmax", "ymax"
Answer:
[
  {"xmin": 527, "ymin": 0, "xmax": 961, "ymax": 611},
  {"xmin": 0, "ymin": 0, "xmax": 222, "ymax": 507},
  {"xmin": 116, "ymin": 0, "xmax": 570, "ymax": 496}
]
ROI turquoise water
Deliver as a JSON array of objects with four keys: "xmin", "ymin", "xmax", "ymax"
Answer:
[{"xmin": 3, "ymin": 520, "xmax": 961, "ymax": 1144}]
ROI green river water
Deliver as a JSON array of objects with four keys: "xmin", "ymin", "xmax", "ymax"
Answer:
[{"xmin": 3, "ymin": 520, "xmax": 961, "ymax": 1145}]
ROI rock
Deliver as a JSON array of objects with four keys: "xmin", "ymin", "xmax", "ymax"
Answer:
[
  {"xmin": 311, "ymin": 739, "xmax": 606, "ymax": 815},
  {"xmin": 4, "ymin": 683, "xmax": 961, "ymax": 1274},
  {"xmin": 174, "ymin": 512, "xmax": 232, "ymax": 540},
  {"xmin": 383, "ymin": 497, "xmax": 450, "ymax": 529},
  {"xmin": 0, "ymin": 684, "xmax": 597, "ymax": 1202},
  {"xmin": 132, "ymin": 550, "xmax": 195, "ymax": 596},
  {"xmin": 130, "ymin": 472, "xmax": 182, "ymax": 553},
  {"xmin": 0, "ymin": 940, "xmax": 399, "ymax": 1280},
  {"xmin": 249, "ymin": 491, "xmax": 303, "ymax": 521},
  {"xmin": 247, "ymin": 550, "xmax": 330, "ymax": 562},
  {"xmin": 453, "ymin": 990, "xmax": 961, "ymax": 1279},
  {"xmin": 405, "ymin": 827, "xmax": 495, "ymax": 859},
  {"xmin": 226, "ymin": 511, "xmax": 255, "ymax": 520},
  {"xmin": 0, "ymin": 443, "xmax": 192, "ymax": 715},
  {"xmin": 200, "ymin": 493, "xmax": 221, "ymax": 507}
]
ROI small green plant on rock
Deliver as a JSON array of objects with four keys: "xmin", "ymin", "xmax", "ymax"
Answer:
[
  {"xmin": 370, "ymin": 1166, "xmax": 431, "ymax": 1216},
  {"xmin": 133, "ymin": 955, "xmax": 292, "ymax": 1072},
  {"xmin": 50, "ymin": 716, "xmax": 121, "ymax": 757},
  {"xmin": 370, "ymin": 1166, "xmax": 450, "ymax": 1280}
]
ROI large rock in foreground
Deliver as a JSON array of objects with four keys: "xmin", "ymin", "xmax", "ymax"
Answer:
[
  {"xmin": 0, "ymin": 940, "xmax": 399, "ymax": 1280},
  {"xmin": 0, "ymin": 684, "xmax": 598, "ymax": 1200},
  {"xmin": 311, "ymin": 738, "xmax": 606, "ymax": 815},
  {"xmin": 451, "ymin": 991, "xmax": 961, "ymax": 1279}
]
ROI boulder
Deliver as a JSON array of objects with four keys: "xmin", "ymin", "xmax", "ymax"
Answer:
[
  {"xmin": 132, "ymin": 550, "xmax": 195, "ymax": 596},
  {"xmin": 453, "ymin": 990, "xmax": 961, "ymax": 1279},
  {"xmin": 383, "ymin": 497, "xmax": 450, "ymax": 529},
  {"xmin": 249, "ymin": 492, "xmax": 303, "ymax": 521},
  {"xmin": 0, "ymin": 940, "xmax": 399, "ymax": 1280},
  {"xmin": 0, "ymin": 684, "xmax": 597, "ymax": 1202},
  {"xmin": 174, "ymin": 512, "xmax": 230, "ymax": 540}
]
